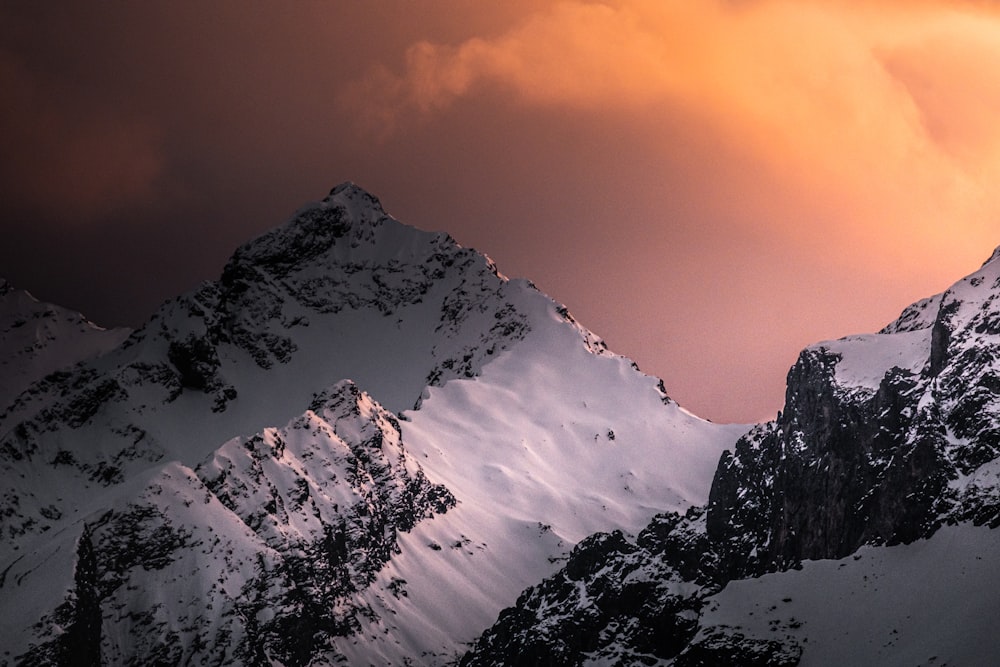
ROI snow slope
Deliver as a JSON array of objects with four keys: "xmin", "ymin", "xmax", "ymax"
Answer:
[
  {"xmin": 0, "ymin": 183, "xmax": 745, "ymax": 665},
  {"xmin": 699, "ymin": 524, "xmax": 1000, "ymax": 667},
  {"xmin": 809, "ymin": 329, "xmax": 930, "ymax": 393}
]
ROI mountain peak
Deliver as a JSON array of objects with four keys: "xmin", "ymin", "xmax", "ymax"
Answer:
[
  {"xmin": 983, "ymin": 245, "xmax": 1000, "ymax": 268},
  {"xmin": 223, "ymin": 184, "xmax": 393, "ymax": 282},
  {"xmin": 324, "ymin": 180, "xmax": 384, "ymax": 208},
  {"xmin": 320, "ymin": 181, "xmax": 387, "ymax": 228}
]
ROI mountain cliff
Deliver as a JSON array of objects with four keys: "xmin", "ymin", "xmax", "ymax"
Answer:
[{"xmin": 0, "ymin": 183, "xmax": 742, "ymax": 665}]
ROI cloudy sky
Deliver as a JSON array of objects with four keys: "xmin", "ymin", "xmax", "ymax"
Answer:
[{"xmin": 2, "ymin": 0, "xmax": 999, "ymax": 423}]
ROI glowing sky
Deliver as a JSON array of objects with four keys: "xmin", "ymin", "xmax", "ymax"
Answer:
[{"xmin": 2, "ymin": 0, "xmax": 998, "ymax": 423}]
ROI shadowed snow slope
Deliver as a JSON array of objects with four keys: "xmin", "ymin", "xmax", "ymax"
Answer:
[
  {"xmin": 0, "ymin": 183, "xmax": 743, "ymax": 665},
  {"xmin": 697, "ymin": 525, "xmax": 1000, "ymax": 667},
  {"xmin": 0, "ymin": 279, "xmax": 130, "ymax": 409}
]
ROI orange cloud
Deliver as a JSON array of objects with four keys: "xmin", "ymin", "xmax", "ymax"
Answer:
[{"xmin": 345, "ymin": 0, "xmax": 1000, "ymax": 273}]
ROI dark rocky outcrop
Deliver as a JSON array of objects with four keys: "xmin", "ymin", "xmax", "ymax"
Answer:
[
  {"xmin": 706, "ymin": 350, "xmax": 948, "ymax": 578},
  {"xmin": 461, "ymin": 509, "xmax": 730, "ymax": 666}
]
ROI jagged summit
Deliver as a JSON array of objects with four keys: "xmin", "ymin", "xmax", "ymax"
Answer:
[
  {"xmin": 326, "ymin": 179, "xmax": 379, "ymax": 199},
  {"xmin": 216, "ymin": 182, "xmax": 499, "ymax": 340},
  {"xmin": 877, "ymin": 247, "xmax": 1000, "ymax": 336}
]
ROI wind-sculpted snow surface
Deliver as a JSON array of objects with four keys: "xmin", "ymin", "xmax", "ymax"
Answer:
[
  {"xmin": 462, "ymin": 247, "xmax": 1000, "ymax": 666},
  {"xmin": 0, "ymin": 183, "xmax": 741, "ymax": 665}
]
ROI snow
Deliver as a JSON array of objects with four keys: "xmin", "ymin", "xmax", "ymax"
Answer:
[
  {"xmin": 810, "ymin": 328, "xmax": 930, "ymax": 392},
  {"xmin": 341, "ymin": 292, "xmax": 746, "ymax": 662},
  {"xmin": 950, "ymin": 454, "xmax": 1000, "ymax": 491},
  {"xmin": 698, "ymin": 524, "xmax": 1000, "ymax": 667}
]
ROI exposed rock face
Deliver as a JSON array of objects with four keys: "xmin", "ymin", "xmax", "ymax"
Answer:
[
  {"xmin": 461, "ymin": 507, "xmax": 805, "ymax": 666},
  {"xmin": 706, "ymin": 349, "xmax": 949, "ymax": 578},
  {"xmin": 461, "ymin": 248, "xmax": 1000, "ymax": 665}
]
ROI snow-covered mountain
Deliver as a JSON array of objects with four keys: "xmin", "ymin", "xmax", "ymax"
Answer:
[
  {"xmin": 460, "ymin": 248, "xmax": 1000, "ymax": 665},
  {"xmin": 9, "ymin": 183, "xmax": 998, "ymax": 666},
  {"xmin": 0, "ymin": 183, "xmax": 745, "ymax": 665}
]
